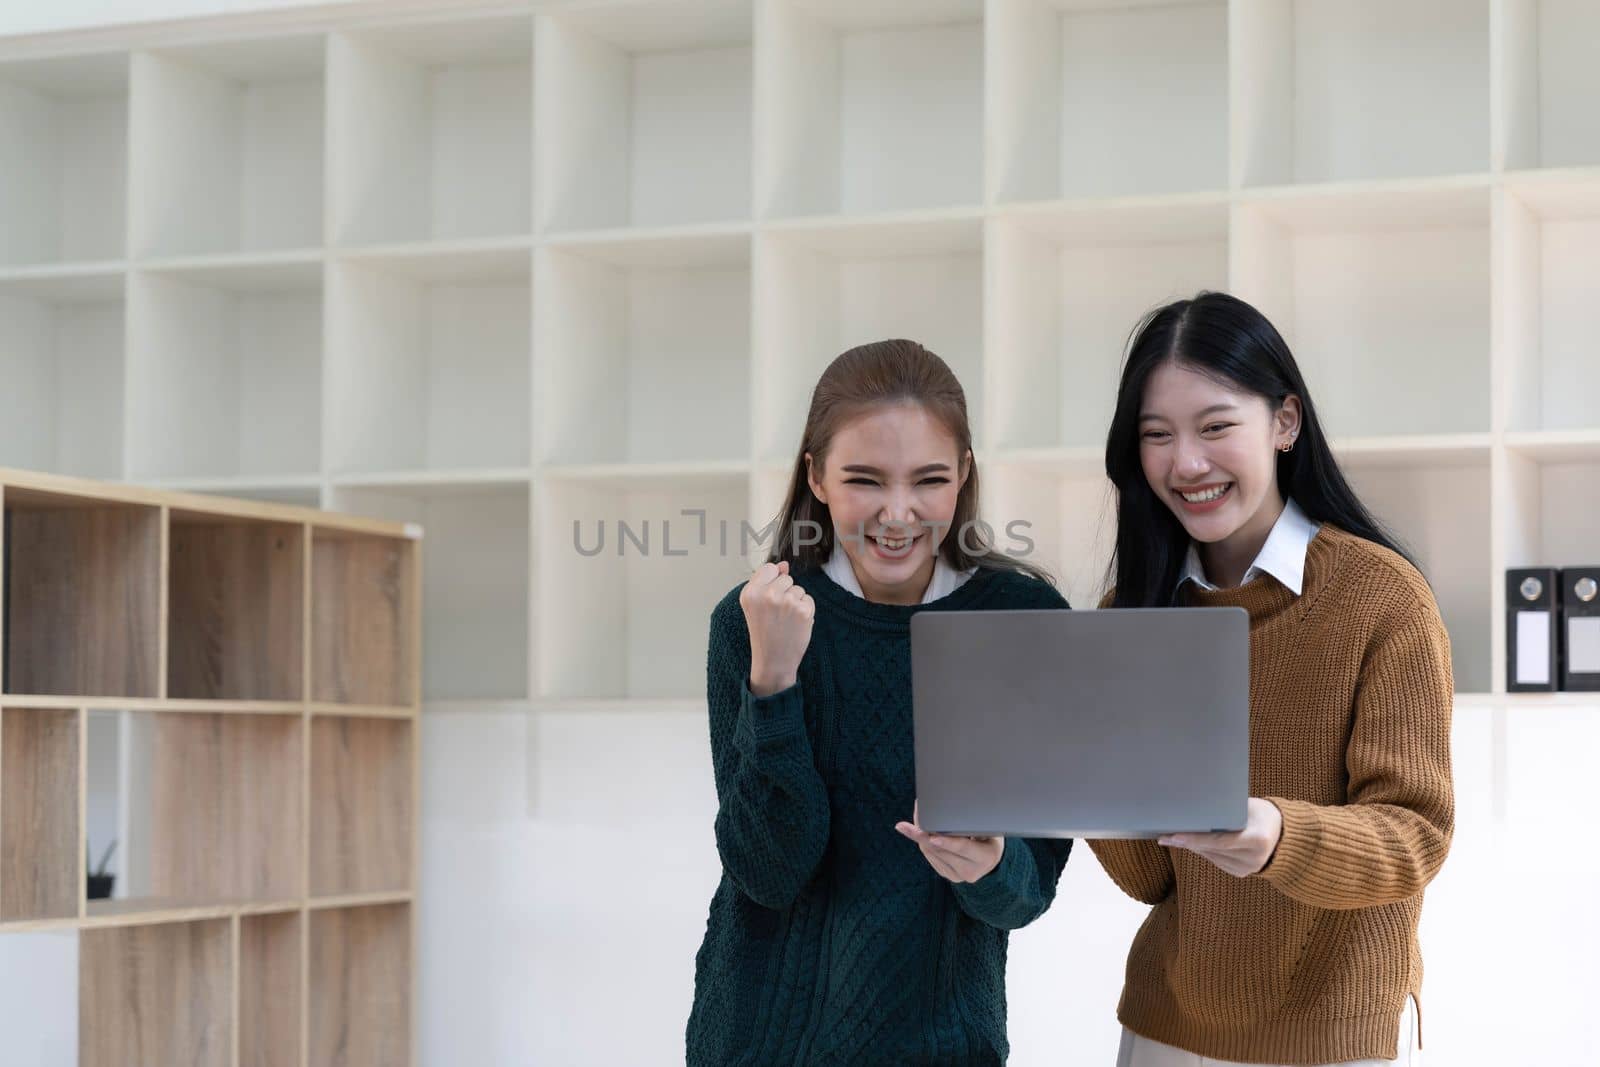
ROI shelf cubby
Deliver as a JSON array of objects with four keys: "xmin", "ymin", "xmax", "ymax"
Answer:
[
  {"xmin": 1233, "ymin": 0, "xmax": 1489, "ymax": 187},
  {"xmin": 1231, "ymin": 183, "xmax": 1492, "ymax": 438},
  {"xmin": 329, "ymin": 15, "xmax": 532, "ymax": 246},
  {"xmin": 1498, "ymin": 175, "xmax": 1600, "ymax": 433},
  {"xmin": 308, "ymin": 902, "xmax": 411, "ymax": 1067},
  {"xmin": 535, "ymin": 234, "xmax": 751, "ymax": 466},
  {"xmin": 987, "ymin": 198, "xmax": 1229, "ymax": 451},
  {"xmin": 327, "ymin": 249, "xmax": 530, "ymax": 476},
  {"xmin": 1342, "ymin": 453, "xmax": 1493, "ymax": 693},
  {"xmin": 0, "ymin": 708, "xmax": 81, "ymax": 923},
  {"xmin": 311, "ymin": 527, "xmax": 418, "ymax": 708},
  {"xmin": 1502, "ymin": 443, "xmax": 1600, "ymax": 576},
  {"xmin": 129, "ymin": 37, "xmax": 325, "ymax": 259},
  {"xmin": 310, "ymin": 717, "xmax": 413, "ymax": 898},
  {"xmin": 167, "ymin": 512, "xmax": 304, "ymax": 702},
  {"xmin": 80, "ymin": 917, "xmax": 232, "ymax": 1067},
  {"xmin": 535, "ymin": 470, "xmax": 752, "ymax": 699},
  {"xmin": 0, "ymin": 52, "xmax": 128, "ymax": 268},
  {"xmin": 0, "ymin": 270, "xmax": 126, "ymax": 480},
  {"xmin": 535, "ymin": 2, "xmax": 753, "ymax": 232},
  {"xmin": 982, "ymin": 461, "xmax": 1114, "ymax": 609},
  {"xmin": 127, "ymin": 260, "xmax": 323, "ymax": 482},
  {"xmin": 754, "ymin": 215, "xmax": 984, "ymax": 463},
  {"xmin": 329, "ymin": 481, "xmax": 527, "ymax": 702},
  {"xmin": 84, "ymin": 710, "xmax": 303, "ymax": 908},
  {"xmin": 1498, "ymin": 0, "xmax": 1600, "ymax": 171},
  {"xmin": 758, "ymin": 0, "xmax": 984, "ymax": 218},
  {"xmin": 239, "ymin": 910, "xmax": 302, "ymax": 1067},
  {"xmin": 3, "ymin": 489, "xmax": 161, "ymax": 699},
  {"xmin": 989, "ymin": 0, "xmax": 1227, "ymax": 202}
]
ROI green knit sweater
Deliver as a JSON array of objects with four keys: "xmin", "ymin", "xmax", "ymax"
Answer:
[{"xmin": 686, "ymin": 563, "xmax": 1073, "ymax": 1066}]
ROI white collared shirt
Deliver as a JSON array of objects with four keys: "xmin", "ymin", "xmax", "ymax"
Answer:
[
  {"xmin": 1179, "ymin": 497, "xmax": 1321, "ymax": 596},
  {"xmin": 823, "ymin": 535, "xmax": 977, "ymax": 605}
]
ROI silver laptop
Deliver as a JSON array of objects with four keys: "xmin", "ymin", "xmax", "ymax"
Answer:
[{"xmin": 910, "ymin": 607, "xmax": 1249, "ymax": 838}]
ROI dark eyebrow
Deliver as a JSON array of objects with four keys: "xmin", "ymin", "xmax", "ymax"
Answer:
[
  {"xmin": 840, "ymin": 463, "xmax": 953, "ymax": 476},
  {"xmin": 1139, "ymin": 403, "xmax": 1239, "ymax": 423}
]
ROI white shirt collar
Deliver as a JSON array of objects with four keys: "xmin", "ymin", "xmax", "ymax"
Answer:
[
  {"xmin": 824, "ymin": 536, "xmax": 976, "ymax": 605},
  {"xmin": 1180, "ymin": 497, "xmax": 1321, "ymax": 596}
]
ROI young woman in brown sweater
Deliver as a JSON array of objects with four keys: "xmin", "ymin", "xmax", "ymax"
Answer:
[{"xmin": 1093, "ymin": 292, "xmax": 1453, "ymax": 1066}]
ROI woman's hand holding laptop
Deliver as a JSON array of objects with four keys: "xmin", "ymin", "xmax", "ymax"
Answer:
[
  {"xmin": 894, "ymin": 801, "xmax": 1003, "ymax": 884},
  {"xmin": 1158, "ymin": 797, "xmax": 1284, "ymax": 877}
]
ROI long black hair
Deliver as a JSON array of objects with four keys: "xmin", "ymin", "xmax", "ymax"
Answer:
[{"xmin": 1104, "ymin": 291, "xmax": 1413, "ymax": 607}]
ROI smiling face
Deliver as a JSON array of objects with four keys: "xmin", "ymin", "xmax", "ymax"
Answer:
[
  {"xmin": 1138, "ymin": 360, "xmax": 1301, "ymax": 577},
  {"xmin": 806, "ymin": 402, "xmax": 970, "ymax": 606}
]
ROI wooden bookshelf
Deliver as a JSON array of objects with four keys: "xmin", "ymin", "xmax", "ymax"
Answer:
[{"xmin": 0, "ymin": 467, "xmax": 420, "ymax": 1067}]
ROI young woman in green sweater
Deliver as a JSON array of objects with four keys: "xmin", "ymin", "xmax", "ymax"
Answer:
[
  {"xmin": 1092, "ymin": 292, "xmax": 1454, "ymax": 1066},
  {"xmin": 686, "ymin": 339, "xmax": 1073, "ymax": 1066}
]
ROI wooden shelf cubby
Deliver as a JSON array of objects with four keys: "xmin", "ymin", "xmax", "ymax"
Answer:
[
  {"xmin": 0, "ymin": 707, "xmax": 81, "ymax": 923},
  {"xmin": 308, "ymin": 902, "xmax": 411, "ymax": 1067},
  {"xmin": 81, "ymin": 917, "xmax": 233, "ymax": 1067},
  {"xmin": 0, "ymin": 467, "xmax": 419, "ymax": 1063},
  {"xmin": 167, "ymin": 512, "xmax": 304, "ymax": 702},
  {"xmin": 3, "ymin": 488, "xmax": 162, "ymax": 700},
  {"xmin": 240, "ymin": 909, "xmax": 303, "ymax": 1067},
  {"xmin": 311, "ymin": 528, "xmax": 417, "ymax": 709},
  {"xmin": 309, "ymin": 715, "xmax": 413, "ymax": 898}
]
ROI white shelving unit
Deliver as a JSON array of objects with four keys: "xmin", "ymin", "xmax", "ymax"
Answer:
[
  {"xmin": 1232, "ymin": 0, "xmax": 1489, "ymax": 187},
  {"xmin": 127, "ymin": 257, "xmax": 324, "ymax": 481},
  {"xmin": 129, "ymin": 36, "xmax": 326, "ymax": 258},
  {"xmin": 756, "ymin": 0, "xmax": 985, "ymax": 218},
  {"xmin": 0, "ymin": 269, "xmax": 125, "ymax": 479},
  {"xmin": 535, "ymin": 231, "xmax": 751, "ymax": 465},
  {"xmin": 327, "ymin": 243, "xmax": 532, "ymax": 477},
  {"xmin": 535, "ymin": 1, "xmax": 753, "ymax": 232},
  {"xmin": 0, "ymin": 52, "xmax": 128, "ymax": 268},
  {"xmin": 329, "ymin": 15, "xmax": 533, "ymax": 247},
  {"xmin": 3, "ymin": 0, "xmax": 1599, "ymax": 718},
  {"xmin": 989, "ymin": 0, "xmax": 1228, "ymax": 202}
]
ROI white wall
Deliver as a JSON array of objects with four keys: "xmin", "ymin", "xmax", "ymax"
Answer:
[{"xmin": 421, "ymin": 699, "xmax": 1600, "ymax": 1066}]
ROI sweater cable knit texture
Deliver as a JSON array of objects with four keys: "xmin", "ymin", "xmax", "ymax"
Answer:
[
  {"xmin": 687, "ymin": 564, "xmax": 1073, "ymax": 1066},
  {"xmin": 1090, "ymin": 523, "xmax": 1455, "ymax": 1065}
]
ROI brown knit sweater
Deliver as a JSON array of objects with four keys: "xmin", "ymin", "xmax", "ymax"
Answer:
[{"xmin": 1090, "ymin": 523, "xmax": 1454, "ymax": 1065}]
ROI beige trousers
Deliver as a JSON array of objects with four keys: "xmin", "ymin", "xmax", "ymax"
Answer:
[{"xmin": 1114, "ymin": 996, "xmax": 1420, "ymax": 1067}]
